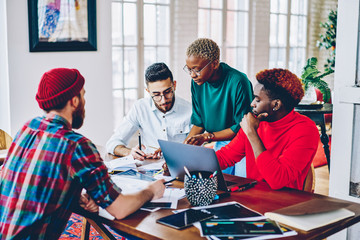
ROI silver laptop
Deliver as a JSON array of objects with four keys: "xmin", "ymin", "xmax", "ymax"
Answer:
[{"xmin": 158, "ymin": 140, "xmax": 256, "ymax": 192}]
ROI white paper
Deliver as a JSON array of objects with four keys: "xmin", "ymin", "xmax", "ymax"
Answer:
[
  {"xmin": 155, "ymin": 188, "xmax": 185, "ymax": 201},
  {"xmin": 110, "ymin": 175, "xmax": 150, "ymax": 194},
  {"xmin": 104, "ymin": 155, "xmax": 137, "ymax": 172},
  {"xmin": 0, "ymin": 149, "xmax": 8, "ymax": 159},
  {"xmin": 98, "ymin": 207, "xmax": 115, "ymax": 220},
  {"xmin": 137, "ymin": 159, "xmax": 165, "ymax": 171}
]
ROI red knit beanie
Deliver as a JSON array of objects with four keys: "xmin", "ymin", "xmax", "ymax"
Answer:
[{"xmin": 36, "ymin": 68, "xmax": 85, "ymax": 110}]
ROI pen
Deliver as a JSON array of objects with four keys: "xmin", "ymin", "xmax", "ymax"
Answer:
[
  {"xmin": 109, "ymin": 170, "xmax": 124, "ymax": 175},
  {"xmin": 153, "ymin": 168, "xmax": 164, "ymax": 177},
  {"xmin": 230, "ymin": 181, "xmax": 257, "ymax": 192},
  {"xmin": 213, "ymin": 192, "xmax": 231, "ymax": 201},
  {"xmin": 184, "ymin": 166, "xmax": 191, "ymax": 178},
  {"xmin": 147, "ymin": 145, "xmax": 158, "ymax": 150},
  {"xmin": 163, "ymin": 178, "xmax": 177, "ymax": 185},
  {"xmin": 198, "ymin": 172, "xmax": 203, "ymax": 179},
  {"xmin": 210, "ymin": 170, "xmax": 217, "ymax": 178},
  {"xmin": 138, "ymin": 132, "xmax": 142, "ymax": 151}
]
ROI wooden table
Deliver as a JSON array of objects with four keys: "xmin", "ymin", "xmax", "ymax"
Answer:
[
  {"xmin": 76, "ymin": 178, "xmax": 360, "ymax": 240},
  {"xmin": 295, "ymin": 103, "xmax": 332, "ymax": 169}
]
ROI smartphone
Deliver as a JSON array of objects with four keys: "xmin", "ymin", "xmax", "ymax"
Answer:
[{"xmin": 156, "ymin": 209, "xmax": 214, "ymax": 230}]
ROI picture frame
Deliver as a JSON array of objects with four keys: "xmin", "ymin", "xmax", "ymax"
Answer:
[{"xmin": 28, "ymin": 0, "xmax": 97, "ymax": 52}]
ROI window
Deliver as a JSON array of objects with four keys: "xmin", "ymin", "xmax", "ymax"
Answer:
[
  {"xmin": 111, "ymin": 0, "xmax": 171, "ymax": 128},
  {"xmin": 198, "ymin": 0, "xmax": 249, "ymax": 73},
  {"xmin": 269, "ymin": 0, "xmax": 308, "ymax": 76}
]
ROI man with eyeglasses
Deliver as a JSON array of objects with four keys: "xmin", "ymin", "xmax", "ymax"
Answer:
[
  {"xmin": 183, "ymin": 38, "xmax": 253, "ymax": 176},
  {"xmin": 106, "ymin": 62, "xmax": 192, "ymax": 160}
]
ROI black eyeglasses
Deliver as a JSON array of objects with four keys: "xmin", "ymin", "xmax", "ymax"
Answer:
[
  {"xmin": 151, "ymin": 87, "xmax": 174, "ymax": 102},
  {"xmin": 183, "ymin": 60, "xmax": 213, "ymax": 77}
]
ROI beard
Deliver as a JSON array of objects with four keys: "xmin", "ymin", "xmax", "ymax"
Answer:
[
  {"xmin": 154, "ymin": 95, "xmax": 175, "ymax": 113},
  {"xmin": 72, "ymin": 100, "xmax": 85, "ymax": 129}
]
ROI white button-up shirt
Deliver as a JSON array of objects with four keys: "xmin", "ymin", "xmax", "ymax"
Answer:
[{"xmin": 106, "ymin": 96, "xmax": 192, "ymax": 154}]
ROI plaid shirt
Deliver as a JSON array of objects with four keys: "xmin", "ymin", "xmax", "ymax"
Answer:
[{"xmin": 0, "ymin": 113, "xmax": 121, "ymax": 239}]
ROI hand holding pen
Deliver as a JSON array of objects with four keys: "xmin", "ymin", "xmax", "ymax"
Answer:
[{"xmin": 130, "ymin": 145, "xmax": 147, "ymax": 161}]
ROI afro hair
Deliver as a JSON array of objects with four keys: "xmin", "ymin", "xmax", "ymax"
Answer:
[{"xmin": 256, "ymin": 68, "xmax": 304, "ymax": 111}]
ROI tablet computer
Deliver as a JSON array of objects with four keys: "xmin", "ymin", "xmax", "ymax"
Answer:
[{"xmin": 156, "ymin": 209, "xmax": 214, "ymax": 229}]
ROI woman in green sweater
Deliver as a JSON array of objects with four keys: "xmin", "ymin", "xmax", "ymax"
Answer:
[{"xmin": 183, "ymin": 38, "xmax": 253, "ymax": 175}]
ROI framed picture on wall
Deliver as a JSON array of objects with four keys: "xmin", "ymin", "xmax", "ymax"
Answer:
[{"xmin": 27, "ymin": 0, "xmax": 97, "ymax": 52}]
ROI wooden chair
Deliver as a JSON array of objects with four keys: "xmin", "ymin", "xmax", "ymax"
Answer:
[
  {"xmin": 0, "ymin": 129, "xmax": 12, "ymax": 166},
  {"xmin": 0, "ymin": 129, "xmax": 12, "ymax": 150},
  {"xmin": 303, "ymin": 164, "xmax": 315, "ymax": 193}
]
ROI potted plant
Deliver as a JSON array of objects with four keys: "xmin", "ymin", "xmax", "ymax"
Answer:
[
  {"xmin": 301, "ymin": 57, "xmax": 332, "ymax": 104},
  {"xmin": 301, "ymin": 9, "xmax": 336, "ymax": 104}
]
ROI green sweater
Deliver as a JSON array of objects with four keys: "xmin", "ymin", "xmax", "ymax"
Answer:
[{"xmin": 191, "ymin": 63, "xmax": 253, "ymax": 133}]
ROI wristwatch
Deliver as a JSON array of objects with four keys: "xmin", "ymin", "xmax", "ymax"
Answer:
[{"xmin": 206, "ymin": 132, "xmax": 215, "ymax": 142}]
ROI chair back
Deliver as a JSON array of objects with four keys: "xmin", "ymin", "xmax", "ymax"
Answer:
[
  {"xmin": 0, "ymin": 129, "xmax": 12, "ymax": 150},
  {"xmin": 0, "ymin": 129, "xmax": 12, "ymax": 166},
  {"xmin": 303, "ymin": 164, "xmax": 315, "ymax": 193}
]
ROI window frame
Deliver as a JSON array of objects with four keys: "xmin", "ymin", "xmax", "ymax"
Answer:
[
  {"xmin": 111, "ymin": 0, "xmax": 172, "ymax": 125},
  {"xmin": 198, "ymin": 0, "xmax": 251, "ymax": 74},
  {"xmin": 269, "ymin": 0, "xmax": 310, "ymax": 75}
]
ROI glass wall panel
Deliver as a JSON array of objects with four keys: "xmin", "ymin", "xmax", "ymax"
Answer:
[
  {"xmin": 210, "ymin": 10, "xmax": 223, "ymax": 44},
  {"xmin": 124, "ymin": 89, "xmax": 138, "ymax": 115},
  {"xmin": 144, "ymin": 5, "xmax": 156, "ymax": 45},
  {"xmin": 123, "ymin": 3, "xmax": 137, "ymax": 45},
  {"xmin": 113, "ymin": 89, "xmax": 124, "ymax": 127},
  {"xmin": 124, "ymin": 47, "xmax": 138, "ymax": 88},
  {"xmin": 112, "ymin": 2, "xmax": 123, "ymax": 45},
  {"xmin": 269, "ymin": 0, "xmax": 308, "ymax": 71},
  {"xmin": 157, "ymin": 6, "xmax": 170, "ymax": 45},
  {"xmin": 112, "ymin": 47, "xmax": 123, "ymax": 89},
  {"xmin": 144, "ymin": 47, "xmax": 156, "ymax": 70}
]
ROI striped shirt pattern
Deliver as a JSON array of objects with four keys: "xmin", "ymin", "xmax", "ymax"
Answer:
[{"xmin": 0, "ymin": 113, "xmax": 121, "ymax": 239}]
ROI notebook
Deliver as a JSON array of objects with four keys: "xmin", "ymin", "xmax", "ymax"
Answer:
[
  {"xmin": 264, "ymin": 199, "xmax": 355, "ymax": 231},
  {"xmin": 158, "ymin": 140, "xmax": 256, "ymax": 192}
]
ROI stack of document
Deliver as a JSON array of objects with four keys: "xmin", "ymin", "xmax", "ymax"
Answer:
[
  {"xmin": 103, "ymin": 155, "xmax": 137, "ymax": 172},
  {"xmin": 98, "ymin": 169, "xmax": 184, "ymax": 220}
]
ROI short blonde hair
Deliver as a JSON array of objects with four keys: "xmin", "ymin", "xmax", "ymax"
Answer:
[{"xmin": 186, "ymin": 38, "xmax": 220, "ymax": 62}]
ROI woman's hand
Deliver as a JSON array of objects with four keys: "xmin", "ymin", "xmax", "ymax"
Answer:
[{"xmin": 184, "ymin": 133, "xmax": 209, "ymax": 145}]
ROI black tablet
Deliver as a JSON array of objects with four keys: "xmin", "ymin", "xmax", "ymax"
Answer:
[{"xmin": 156, "ymin": 209, "xmax": 214, "ymax": 229}]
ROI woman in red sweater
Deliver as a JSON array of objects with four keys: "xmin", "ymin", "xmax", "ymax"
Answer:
[{"xmin": 216, "ymin": 69, "xmax": 319, "ymax": 190}]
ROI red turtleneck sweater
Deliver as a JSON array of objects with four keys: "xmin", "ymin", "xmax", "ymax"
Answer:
[{"xmin": 216, "ymin": 110, "xmax": 319, "ymax": 190}]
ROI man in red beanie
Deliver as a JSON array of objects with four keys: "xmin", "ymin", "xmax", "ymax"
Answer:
[{"xmin": 0, "ymin": 68, "xmax": 165, "ymax": 239}]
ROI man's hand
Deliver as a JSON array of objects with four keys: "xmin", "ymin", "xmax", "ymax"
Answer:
[
  {"xmin": 130, "ymin": 145, "xmax": 147, "ymax": 160},
  {"xmin": 240, "ymin": 112, "xmax": 268, "ymax": 136},
  {"xmin": 147, "ymin": 179, "xmax": 166, "ymax": 200},
  {"xmin": 184, "ymin": 133, "xmax": 208, "ymax": 145},
  {"xmin": 131, "ymin": 146, "xmax": 161, "ymax": 160},
  {"xmin": 79, "ymin": 193, "xmax": 99, "ymax": 213}
]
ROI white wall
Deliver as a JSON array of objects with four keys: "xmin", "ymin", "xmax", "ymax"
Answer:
[
  {"xmin": 0, "ymin": 0, "xmax": 11, "ymax": 135},
  {"xmin": 5, "ymin": 0, "xmax": 113, "ymax": 145}
]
